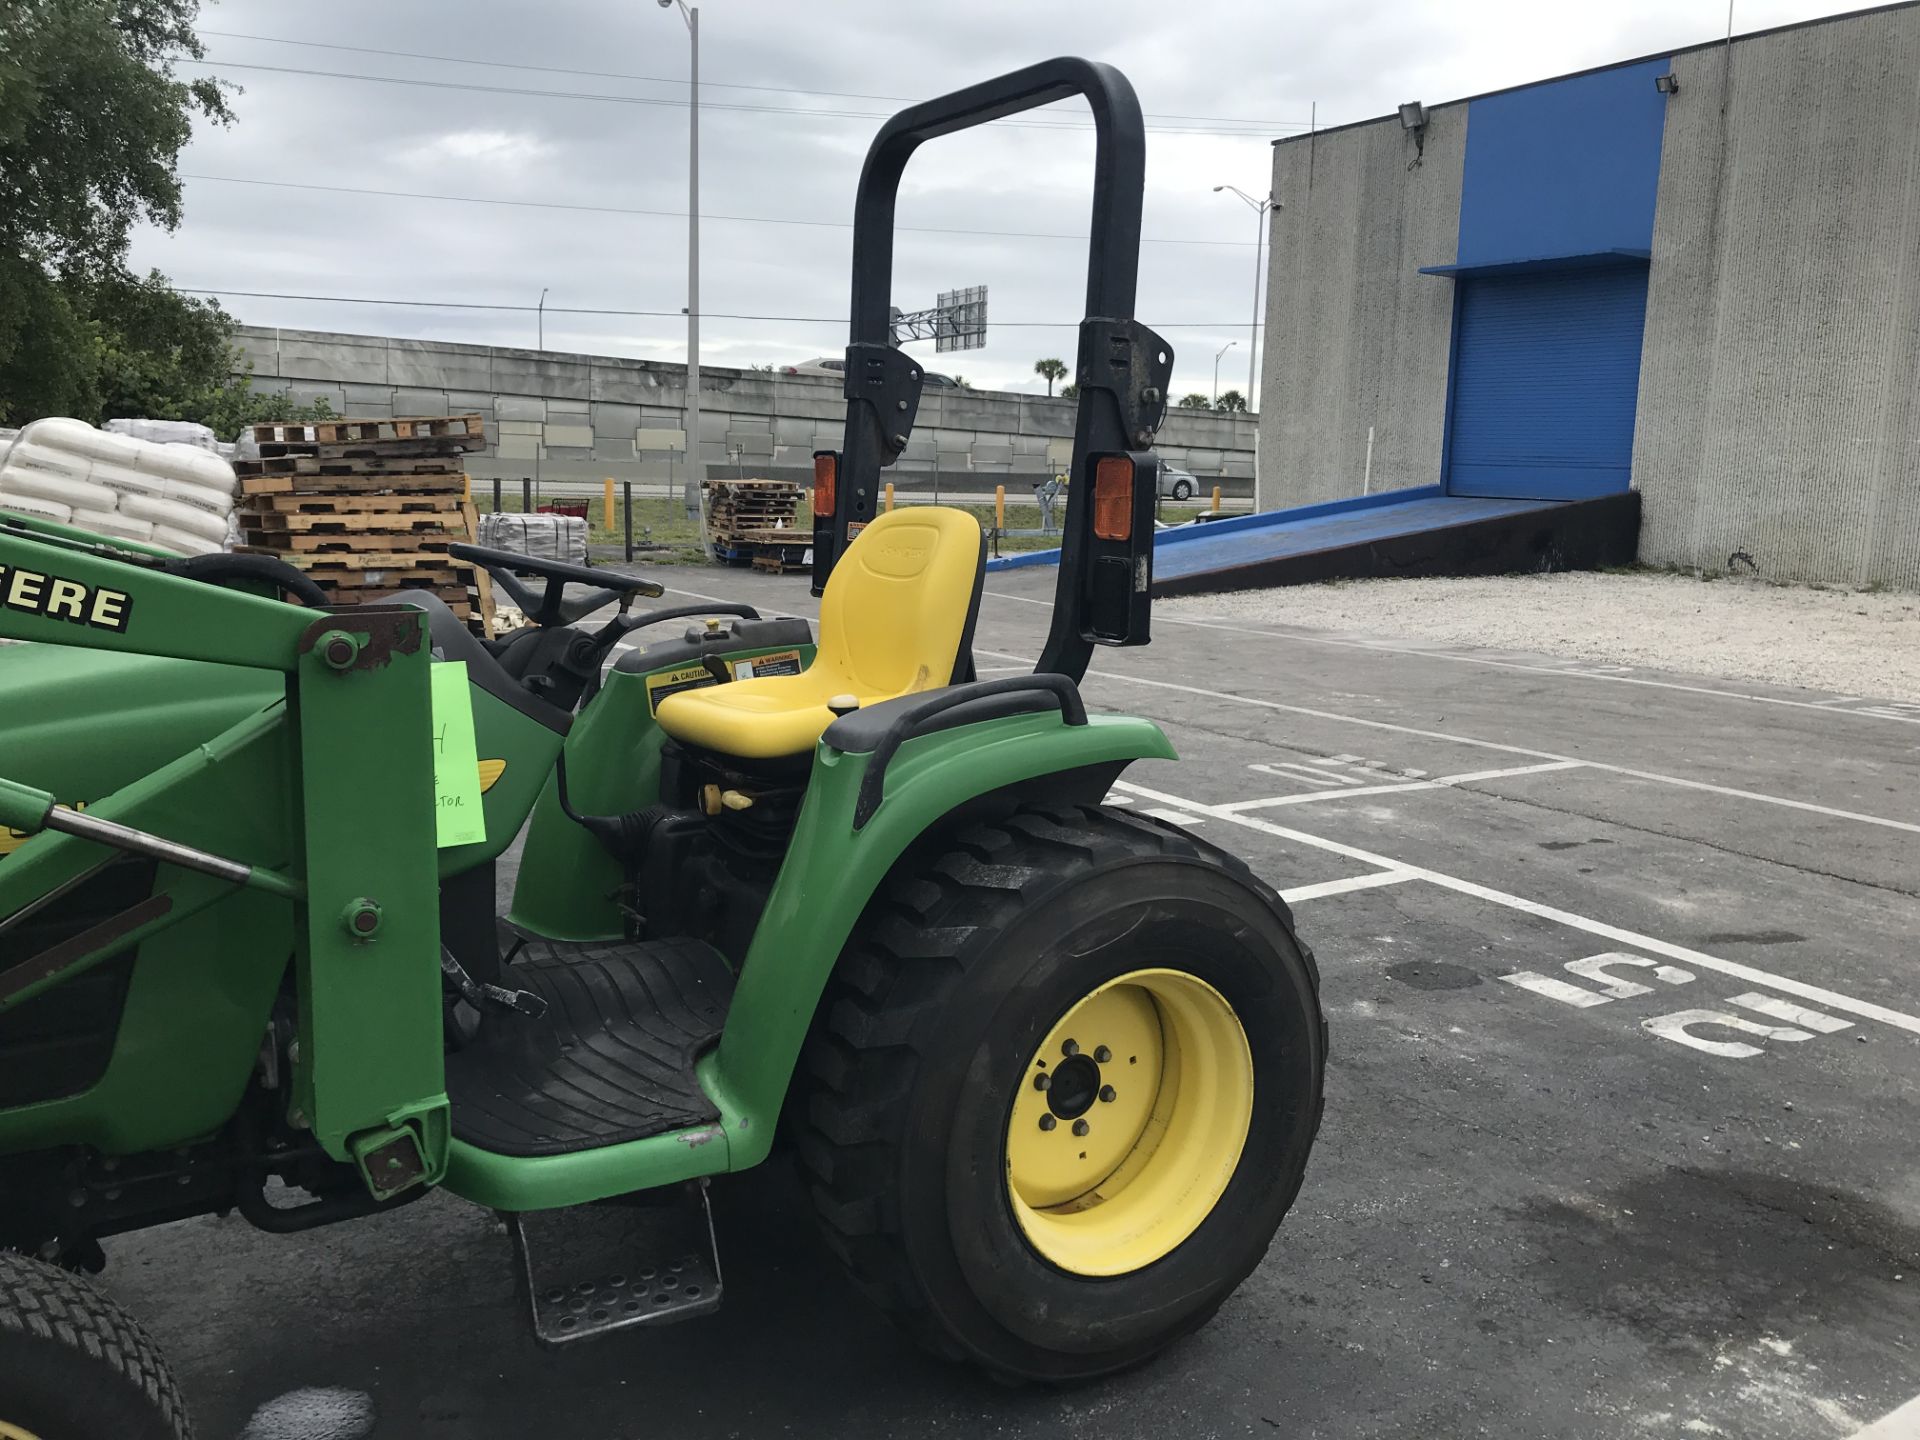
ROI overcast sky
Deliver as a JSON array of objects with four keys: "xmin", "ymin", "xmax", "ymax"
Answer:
[{"xmin": 132, "ymin": 0, "xmax": 1865, "ymax": 403}]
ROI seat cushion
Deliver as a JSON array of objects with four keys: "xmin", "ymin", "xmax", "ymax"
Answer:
[
  {"xmin": 655, "ymin": 670, "xmax": 849, "ymax": 760},
  {"xmin": 654, "ymin": 506, "xmax": 986, "ymax": 760}
]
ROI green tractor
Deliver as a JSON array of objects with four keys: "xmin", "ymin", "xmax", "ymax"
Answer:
[{"xmin": 0, "ymin": 60, "xmax": 1323, "ymax": 1438}]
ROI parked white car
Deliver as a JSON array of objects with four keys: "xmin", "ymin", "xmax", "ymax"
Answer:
[{"xmin": 1158, "ymin": 465, "xmax": 1199, "ymax": 501}]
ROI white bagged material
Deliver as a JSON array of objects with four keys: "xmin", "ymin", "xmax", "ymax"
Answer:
[
  {"xmin": 118, "ymin": 491, "xmax": 229, "ymax": 543},
  {"xmin": 20, "ymin": 417, "xmax": 141, "ymax": 467},
  {"xmin": 0, "ymin": 494, "xmax": 72, "ymax": 525},
  {"xmin": 105, "ymin": 418, "xmax": 218, "ymax": 451},
  {"xmin": 69, "ymin": 509, "xmax": 156, "ymax": 543},
  {"xmin": 0, "ymin": 428, "xmax": 16, "ymax": 468},
  {"xmin": 131, "ymin": 440, "xmax": 232, "ymax": 490},
  {"xmin": 0, "ymin": 415, "xmax": 237, "ymax": 548},
  {"xmin": 148, "ymin": 524, "xmax": 221, "ymax": 557},
  {"xmin": 0, "ymin": 466, "xmax": 118, "ymax": 512},
  {"xmin": 476, "ymin": 512, "xmax": 588, "ymax": 565}
]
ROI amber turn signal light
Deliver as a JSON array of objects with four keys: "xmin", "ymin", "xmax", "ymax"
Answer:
[
  {"xmin": 1092, "ymin": 456, "xmax": 1134, "ymax": 541},
  {"xmin": 812, "ymin": 453, "xmax": 837, "ymax": 518}
]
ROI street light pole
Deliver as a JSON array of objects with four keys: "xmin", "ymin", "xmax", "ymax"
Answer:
[
  {"xmin": 663, "ymin": 0, "xmax": 703, "ymax": 521},
  {"xmin": 1213, "ymin": 184, "xmax": 1275, "ymax": 408},
  {"xmin": 537, "ymin": 287, "xmax": 548, "ymax": 350},
  {"xmin": 1212, "ymin": 340, "xmax": 1235, "ymax": 407}
]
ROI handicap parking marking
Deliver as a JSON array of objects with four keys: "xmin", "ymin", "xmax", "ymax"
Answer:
[
  {"xmin": 1114, "ymin": 778, "xmax": 1920, "ymax": 1047},
  {"xmin": 1499, "ymin": 954, "xmax": 1863, "ymax": 1062}
]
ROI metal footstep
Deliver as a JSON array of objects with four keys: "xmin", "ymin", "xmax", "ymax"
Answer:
[{"xmin": 506, "ymin": 1181, "xmax": 723, "ymax": 1346}]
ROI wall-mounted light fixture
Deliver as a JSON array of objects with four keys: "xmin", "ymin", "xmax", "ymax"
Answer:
[
  {"xmin": 1398, "ymin": 101, "xmax": 1429, "ymax": 168},
  {"xmin": 1654, "ymin": 73, "xmax": 1680, "ymax": 94}
]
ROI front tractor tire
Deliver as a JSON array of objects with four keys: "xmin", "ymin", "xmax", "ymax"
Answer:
[
  {"xmin": 0, "ymin": 1250, "xmax": 190, "ymax": 1440},
  {"xmin": 799, "ymin": 804, "xmax": 1326, "ymax": 1382}
]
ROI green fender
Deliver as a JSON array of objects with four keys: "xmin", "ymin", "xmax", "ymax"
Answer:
[{"xmin": 442, "ymin": 706, "xmax": 1175, "ymax": 1210}]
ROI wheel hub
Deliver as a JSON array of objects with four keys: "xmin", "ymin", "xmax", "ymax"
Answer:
[
  {"xmin": 1004, "ymin": 967, "xmax": 1254, "ymax": 1278},
  {"xmin": 1043, "ymin": 1053, "xmax": 1101, "ymax": 1120}
]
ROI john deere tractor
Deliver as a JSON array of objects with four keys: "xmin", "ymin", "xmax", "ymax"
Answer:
[{"xmin": 0, "ymin": 59, "xmax": 1323, "ymax": 1437}]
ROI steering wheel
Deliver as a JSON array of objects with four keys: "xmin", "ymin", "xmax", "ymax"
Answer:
[{"xmin": 448, "ymin": 542, "xmax": 665, "ymax": 627}]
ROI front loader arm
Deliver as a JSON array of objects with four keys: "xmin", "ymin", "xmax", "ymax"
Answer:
[{"xmin": 0, "ymin": 515, "xmax": 450, "ymax": 1193}]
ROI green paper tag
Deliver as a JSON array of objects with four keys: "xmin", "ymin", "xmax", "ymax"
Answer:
[{"xmin": 430, "ymin": 661, "xmax": 487, "ymax": 849}]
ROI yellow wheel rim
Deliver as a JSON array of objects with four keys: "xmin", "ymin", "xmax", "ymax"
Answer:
[
  {"xmin": 1005, "ymin": 967, "xmax": 1253, "ymax": 1277},
  {"xmin": 0, "ymin": 1423, "xmax": 45, "ymax": 1440}
]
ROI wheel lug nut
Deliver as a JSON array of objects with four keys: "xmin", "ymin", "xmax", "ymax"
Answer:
[
  {"xmin": 1038, "ymin": 1115, "xmax": 1057, "ymax": 1132},
  {"xmin": 1072, "ymin": 1120, "xmax": 1090, "ymax": 1137},
  {"xmin": 1099, "ymin": 1085, "xmax": 1116, "ymax": 1103},
  {"xmin": 1093, "ymin": 1046, "xmax": 1112, "ymax": 1063},
  {"xmin": 1062, "ymin": 1039, "xmax": 1079, "ymax": 1057},
  {"xmin": 1033, "ymin": 1074, "xmax": 1051, "ymax": 1092}
]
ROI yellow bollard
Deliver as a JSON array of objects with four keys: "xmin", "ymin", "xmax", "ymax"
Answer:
[
  {"xmin": 1211, "ymin": 485, "xmax": 1222, "ymax": 514},
  {"xmin": 995, "ymin": 484, "xmax": 1006, "ymax": 532},
  {"xmin": 604, "ymin": 476, "xmax": 616, "ymax": 528},
  {"xmin": 884, "ymin": 482, "xmax": 895, "ymax": 512}
]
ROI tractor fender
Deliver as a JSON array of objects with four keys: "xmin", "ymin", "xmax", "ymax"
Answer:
[{"xmin": 704, "ymin": 707, "xmax": 1176, "ymax": 1167}]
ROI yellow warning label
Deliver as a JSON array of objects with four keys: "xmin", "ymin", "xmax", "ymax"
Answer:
[
  {"xmin": 646, "ymin": 662, "xmax": 720, "ymax": 713},
  {"xmin": 728, "ymin": 648, "xmax": 802, "ymax": 681}
]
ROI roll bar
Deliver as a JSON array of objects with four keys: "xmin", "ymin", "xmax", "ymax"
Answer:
[{"xmin": 814, "ymin": 58, "xmax": 1171, "ymax": 683}]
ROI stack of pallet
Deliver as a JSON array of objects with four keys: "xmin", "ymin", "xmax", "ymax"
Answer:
[
  {"xmin": 703, "ymin": 478, "xmax": 809, "ymax": 573},
  {"xmin": 234, "ymin": 415, "xmax": 494, "ymax": 633}
]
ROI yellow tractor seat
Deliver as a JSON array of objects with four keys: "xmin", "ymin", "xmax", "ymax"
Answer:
[{"xmin": 655, "ymin": 506, "xmax": 986, "ymax": 761}]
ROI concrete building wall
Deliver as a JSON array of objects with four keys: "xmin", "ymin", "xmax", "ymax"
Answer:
[
  {"xmin": 1632, "ymin": 6, "xmax": 1920, "ymax": 588},
  {"xmin": 233, "ymin": 327, "xmax": 1257, "ymax": 494},
  {"xmin": 1257, "ymin": 104, "xmax": 1465, "ymax": 510}
]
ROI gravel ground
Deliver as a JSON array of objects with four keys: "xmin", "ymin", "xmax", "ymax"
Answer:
[{"xmin": 1164, "ymin": 571, "xmax": 1920, "ymax": 702}]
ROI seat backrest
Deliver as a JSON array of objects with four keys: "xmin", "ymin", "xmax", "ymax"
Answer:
[{"xmin": 816, "ymin": 506, "xmax": 984, "ymax": 696}]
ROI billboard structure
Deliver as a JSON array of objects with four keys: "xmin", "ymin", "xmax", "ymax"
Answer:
[{"xmin": 888, "ymin": 287, "xmax": 989, "ymax": 351}]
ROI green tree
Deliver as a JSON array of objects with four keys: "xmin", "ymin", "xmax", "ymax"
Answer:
[
  {"xmin": 1060, "ymin": 381, "xmax": 1079, "ymax": 400},
  {"xmin": 0, "ymin": 0, "xmax": 295, "ymax": 433},
  {"xmin": 1033, "ymin": 357, "xmax": 1068, "ymax": 396},
  {"xmin": 1215, "ymin": 390, "xmax": 1248, "ymax": 412},
  {"xmin": 1177, "ymin": 392, "xmax": 1211, "ymax": 409}
]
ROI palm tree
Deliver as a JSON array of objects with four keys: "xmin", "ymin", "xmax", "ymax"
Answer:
[
  {"xmin": 1033, "ymin": 357, "xmax": 1069, "ymax": 396},
  {"xmin": 1060, "ymin": 381, "xmax": 1079, "ymax": 400},
  {"xmin": 1177, "ymin": 392, "xmax": 1211, "ymax": 409},
  {"xmin": 1215, "ymin": 390, "xmax": 1248, "ymax": 413}
]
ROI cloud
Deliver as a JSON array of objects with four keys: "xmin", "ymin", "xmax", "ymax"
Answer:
[{"xmin": 133, "ymin": 0, "xmax": 1865, "ymax": 403}]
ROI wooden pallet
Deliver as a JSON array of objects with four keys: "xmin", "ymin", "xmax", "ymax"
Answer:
[
  {"xmin": 242, "ymin": 472, "xmax": 464, "ymax": 497},
  {"xmin": 250, "ymin": 415, "xmax": 485, "ymax": 447},
  {"xmin": 241, "ymin": 494, "xmax": 458, "ymax": 517},
  {"xmin": 242, "ymin": 509, "xmax": 464, "ymax": 535},
  {"xmin": 325, "ymin": 587, "xmax": 474, "ymax": 619},
  {"xmin": 235, "ymin": 454, "xmax": 465, "ymax": 479},
  {"xmin": 750, "ymin": 553, "xmax": 811, "ymax": 574},
  {"xmin": 241, "ymin": 532, "xmax": 457, "ymax": 555},
  {"xmin": 238, "ymin": 547, "xmax": 464, "ymax": 571}
]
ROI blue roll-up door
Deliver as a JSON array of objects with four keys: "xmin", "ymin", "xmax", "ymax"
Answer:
[{"xmin": 1445, "ymin": 265, "xmax": 1649, "ymax": 500}]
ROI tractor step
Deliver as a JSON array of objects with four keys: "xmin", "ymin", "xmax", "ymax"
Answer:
[
  {"xmin": 507, "ymin": 1182, "xmax": 724, "ymax": 1346},
  {"xmin": 444, "ymin": 931, "xmax": 735, "ymax": 1157}
]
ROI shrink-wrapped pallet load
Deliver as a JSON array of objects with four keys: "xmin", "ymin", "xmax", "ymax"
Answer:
[{"xmin": 0, "ymin": 417, "xmax": 238, "ymax": 556}]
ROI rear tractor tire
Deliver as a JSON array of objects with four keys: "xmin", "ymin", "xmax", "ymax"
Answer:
[
  {"xmin": 0, "ymin": 1250, "xmax": 190, "ymax": 1440},
  {"xmin": 799, "ymin": 803, "xmax": 1326, "ymax": 1382}
]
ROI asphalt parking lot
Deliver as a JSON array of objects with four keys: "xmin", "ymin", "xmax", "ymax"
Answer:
[{"xmin": 109, "ymin": 562, "xmax": 1920, "ymax": 1439}]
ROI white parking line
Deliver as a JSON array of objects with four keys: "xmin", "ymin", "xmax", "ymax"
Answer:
[
  {"xmin": 1113, "ymin": 779, "xmax": 1920, "ymax": 1038},
  {"xmin": 1280, "ymin": 871, "xmax": 1419, "ymax": 904},
  {"xmin": 1221, "ymin": 760, "xmax": 1587, "ymax": 812},
  {"xmin": 1848, "ymin": 1392, "xmax": 1920, "ymax": 1438},
  {"xmin": 1045, "ymin": 660, "xmax": 1920, "ymax": 838}
]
